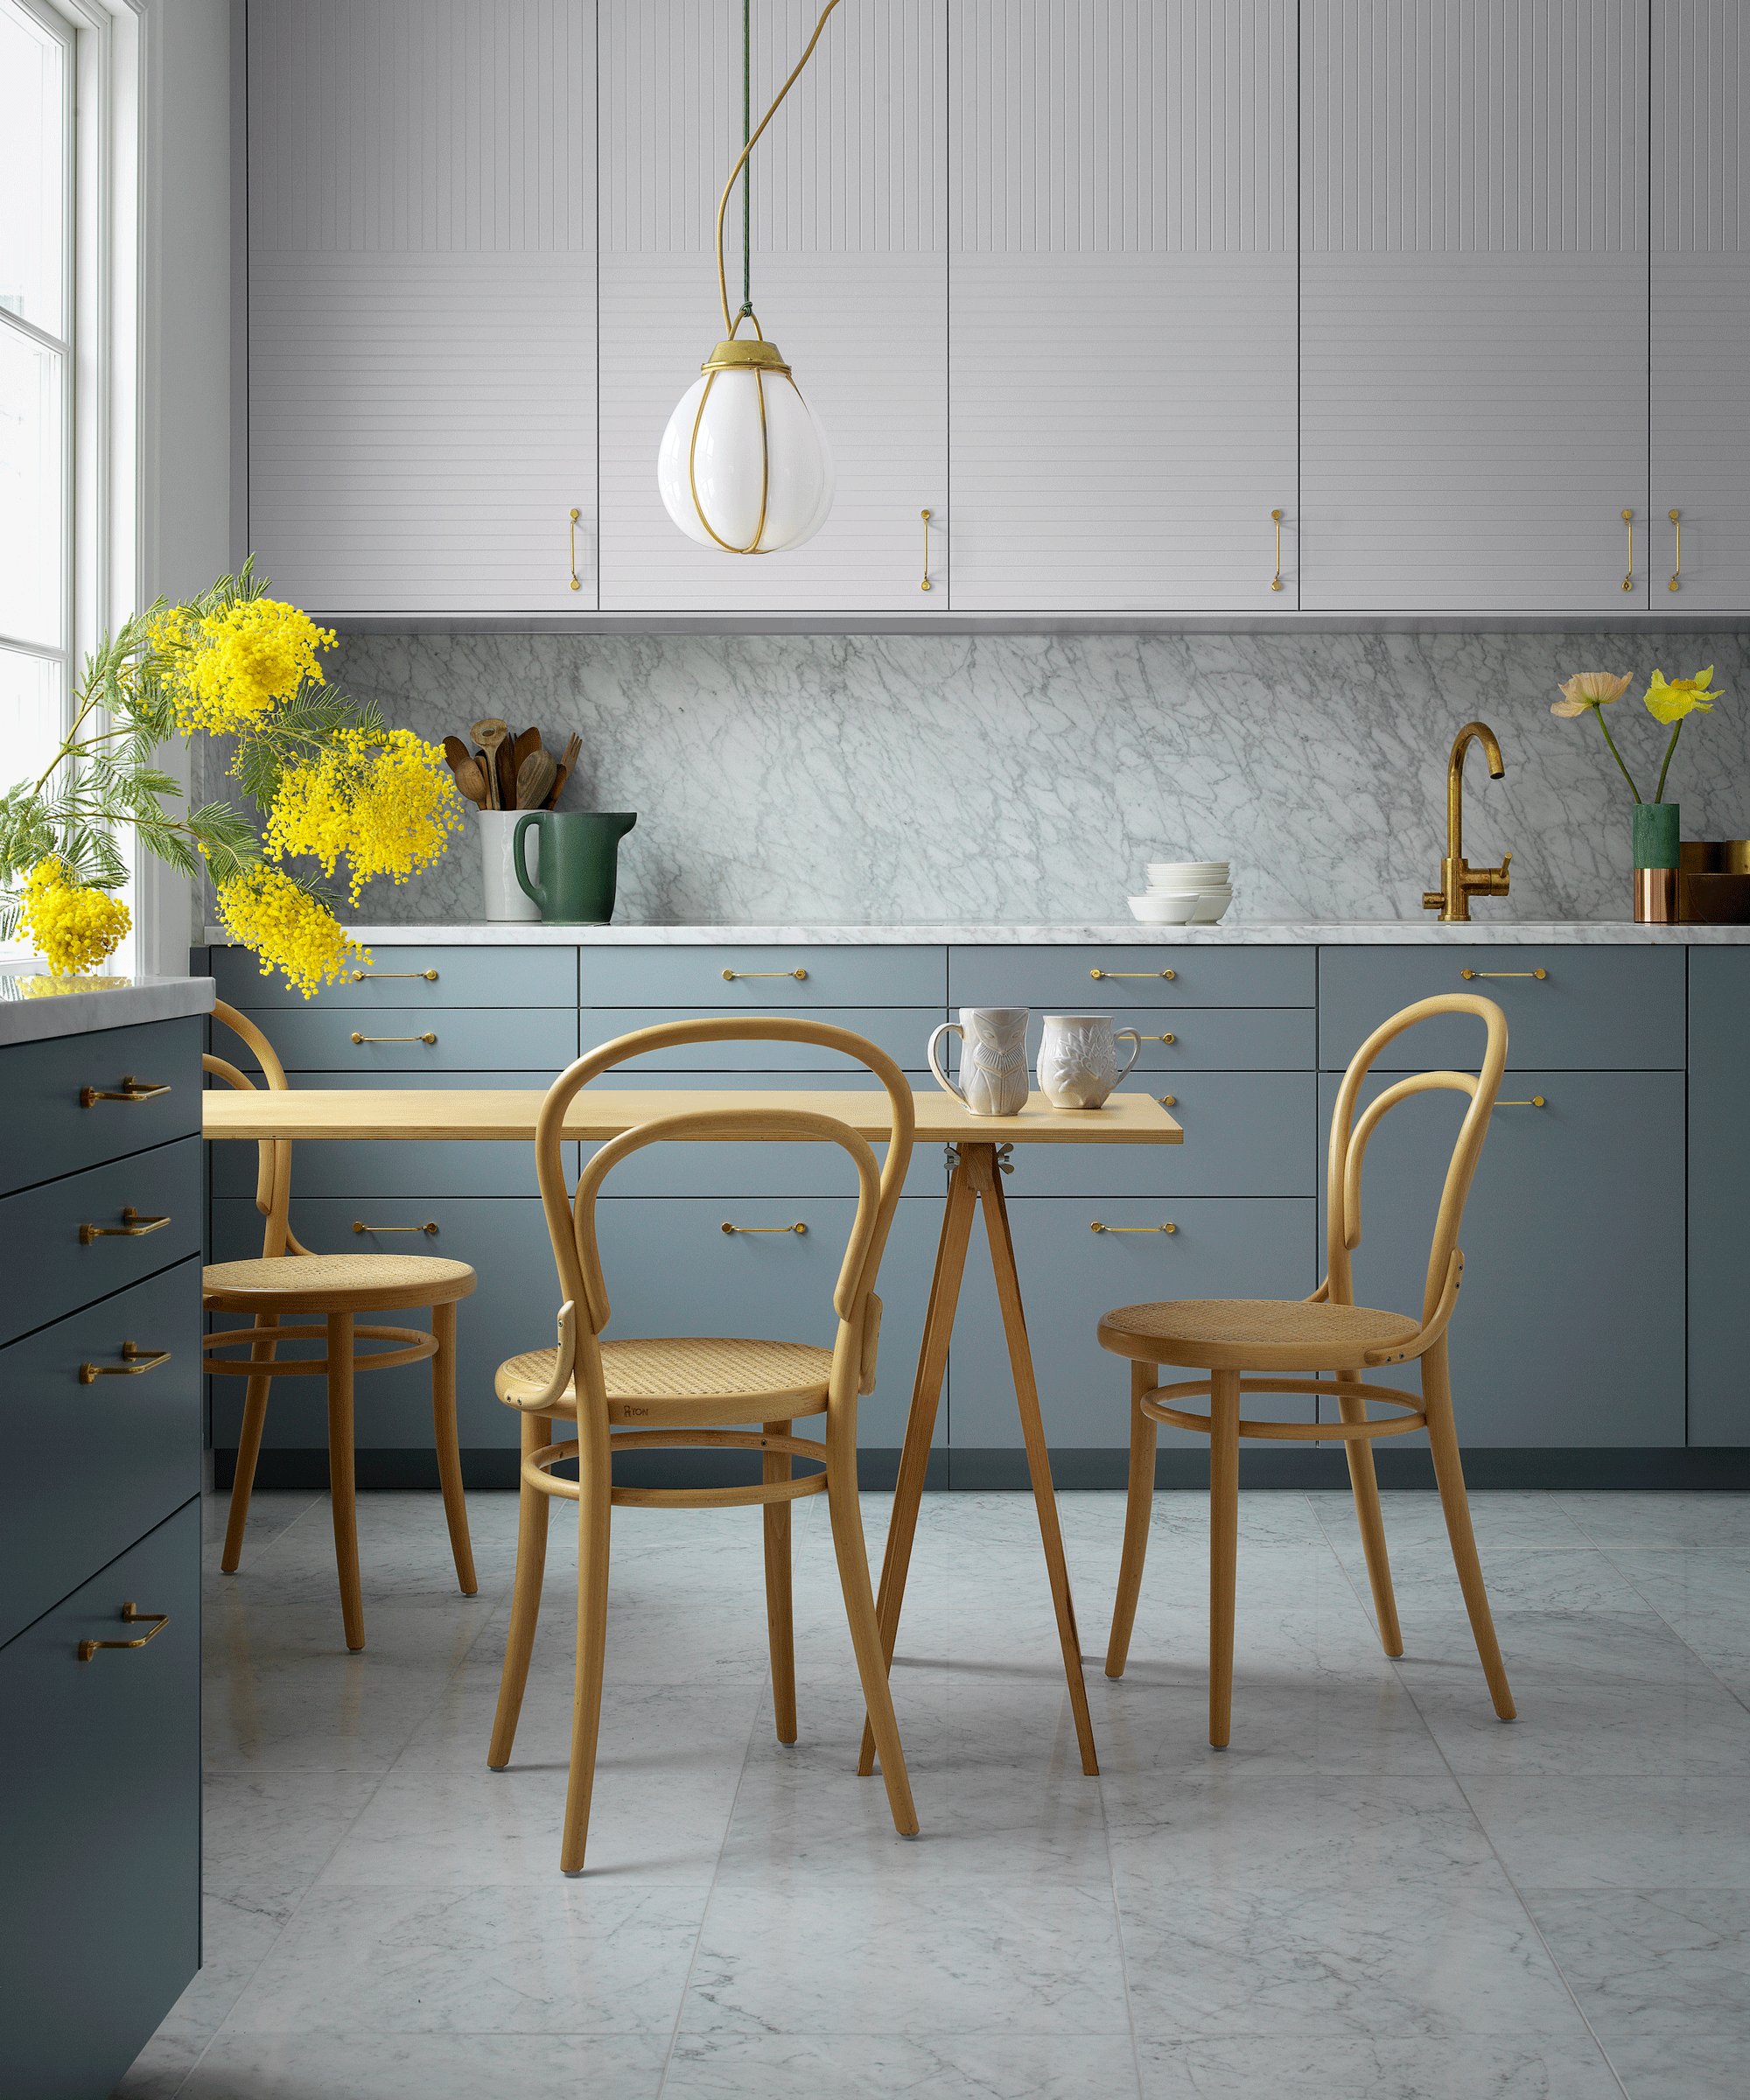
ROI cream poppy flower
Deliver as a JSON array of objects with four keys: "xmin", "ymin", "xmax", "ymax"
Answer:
[
  {"xmin": 1551, "ymin": 670, "xmax": 1633, "ymax": 718},
  {"xmin": 1644, "ymin": 665, "xmax": 1721, "ymax": 724}
]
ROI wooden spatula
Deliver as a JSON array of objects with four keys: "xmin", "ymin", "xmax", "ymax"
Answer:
[
  {"xmin": 515, "ymin": 747, "xmax": 556, "ymax": 811},
  {"xmin": 469, "ymin": 718, "xmax": 509, "ymax": 810}
]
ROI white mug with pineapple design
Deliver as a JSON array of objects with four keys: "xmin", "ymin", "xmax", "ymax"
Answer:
[{"xmin": 1037, "ymin": 1012, "xmax": 1141, "ymax": 1110}]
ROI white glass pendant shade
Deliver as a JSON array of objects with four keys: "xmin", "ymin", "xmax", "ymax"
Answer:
[{"xmin": 657, "ymin": 344, "xmax": 834, "ymax": 555}]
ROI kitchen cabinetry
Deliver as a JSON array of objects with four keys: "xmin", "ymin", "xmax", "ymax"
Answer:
[
  {"xmin": 1688, "ymin": 947, "xmax": 1748, "ymax": 1445},
  {"xmin": 1300, "ymin": 0, "xmax": 1651, "ymax": 613},
  {"xmin": 1651, "ymin": 0, "xmax": 1750, "ymax": 611},
  {"xmin": 596, "ymin": 0, "xmax": 948, "ymax": 612},
  {"xmin": 0, "ymin": 1007, "xmax": 205, "ymax": 2100},
  {"xmin": 247, "ymin": 0, "xmax": 598, "ymax": 614},
  {"xmin": 948, "ymin": 0, "xmax": 1298, "ymax": 612}
]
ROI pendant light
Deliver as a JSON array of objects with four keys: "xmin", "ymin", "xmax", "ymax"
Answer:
[{"xmin": 656, "ymin": 1, "xmax": 840, "ymax": 555}]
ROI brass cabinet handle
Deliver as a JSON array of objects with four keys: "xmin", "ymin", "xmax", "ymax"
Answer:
[
  {"xmin": 78, "ymin": 1601, "xmax": 170, "ymax": 1662},
  {"xmin": 80, "ymin": 1207, "xmax": 170, "ymax": 1245},
  {"xmin": 1461, "ymin": 968, "xmax": 1546, "ymax": 980},
  {"xmin": 569, "ymin": 507, "xmax": 583, "ymax": 592},
  {"xmin": 80, "ymin": 1340, "xmax": 171, "ymax": 1383},
  {"xmin": 721, "ymin": 1221, "xmax": 808, "ymax": 1236},
  {"xmin": 1622, "ymin": 506, "xmax": 1634, "ymax": 592},
  {"xmin": 1498, "ymin": 1097, "xmax": 1546, "ymax": 1109},
  {"xmin": 1270, "ymin": 508, "xmax": 1284, "ymax": 592},
  {"xmin": 1090, "ymin": 968, "xmax": 1175, "ymax": 981},
  {"xmin": 1670, "ymin": 508, "xmax": 1682, "ymax": 592},
  {"xmin": 80, "ymin": 1075, "xmax": 169, "ymax": 1106},
  {"xmin": 920, "ymin": 508, "xmax": 933, "ymax": 592},
  {"xmin": 351, "ymin": 1032, "xmax": 438, "ymax": 1044},
  {"xmin": 347, "ymin": 970, "xmax": 438, "ymax": 983},
  {"xmin": 1138, "ymin": 1032, "xmax": 1176, "ymax": 1044},
  {"xmin": 354, "ymin": 1220, "xmax": 438, "ymax": 1235},
  {"xmin": 1159, "ymin": 1095, "xmax": 1178, "ymax": 1107},
  {"xmin": 722, "ymin": 968, "xmax": 807, "ymax": 981},
  {"xmin": 1092, "ymin": 1221, "xmax": 1177, "ymax": 1234}
]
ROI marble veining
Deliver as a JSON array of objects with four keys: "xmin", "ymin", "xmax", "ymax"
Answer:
[
  {"xmin": 0, "ymin": 965, "xmax": 214, "ymax": 1046},
  {"xmin": 189, "ymin": 628, "xmax": 1750, "ymax": 934}
]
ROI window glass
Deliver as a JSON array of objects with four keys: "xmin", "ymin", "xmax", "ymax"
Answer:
[
  {"xmin": 0, "ymin": 323, "xmax": 64, "ymax": 648},
  {"xmin": 0, "ymin": 4, "xmax": 66, "ymax": 341},
  {"xmin": 0, "ymin": 645, "xmax": 63, "ymax": 802}
]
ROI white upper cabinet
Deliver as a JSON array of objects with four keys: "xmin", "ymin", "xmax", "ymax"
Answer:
[
  {"xmin": 1300, "ymin": 1, "xmax": 1650, "ymax": 613},
  {"xmin": 948, "ymin": 1, "xmax": 1299, "ymax": 612},
  {"xmin": 248, "ymin": 1, "xmax": 598, "ymax": 615},
  {"xmin": 1652, "ymin": 1, "xmax": 1750, "ymax": 612},
  {"xmin": 597, "ymin": 1, "xmax": 948, "ymax": 612}
]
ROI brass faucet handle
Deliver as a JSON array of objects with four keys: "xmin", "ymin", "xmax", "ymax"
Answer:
[
  {"xmin": 1422, "ymin": 888, "xmax": 1446, "ymax": 912},
  {"xmin": 1473, "ymin": 850, "xmax": 1512, "ymax": 895}
]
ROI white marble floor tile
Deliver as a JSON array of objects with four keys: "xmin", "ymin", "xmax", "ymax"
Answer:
[
  {"xmin": 1135, "ymin": 2034, "xmax": 1625, "ymax": 2099},
  {"xmin": 1460, "ymin": 1776, "xmax": 1750, "ymax": 1890},
  {"xmin": 174, "ymin": 2030, "xmax": 668, "ymax": 2100},
  {"xmin": 1311, "ymin": 1490, "xmax": 1599, "ymax": 1556},
  {"xmin": 664, "ymin": 2030, "xmax": 1142, "ymax": 2098},
  {"xmin": 111, "ymin": 1897, "xmax": 283, "ymax": 2100},
  {"xmin": 1331, "ymin": 1544, "xmax": 1653, "ymax": 1619},
  {"xmin": 200, "ymin": 1487, "xmax": 324, "ymax": 1555},
  {"xmin": 1596, "ymin": 2031, "xmax": 1750, "ymax": 2100},
  {"xmin": 1523, "ymin": 1888, "xmax": 1750, "ymax": 2038},
  {"xmin": 200, "ymin": 1768, "xmax": 388, "ymax": 1925},
  {"xmin": 1555, "ymin": 1493, "xmax": 1750, "ymax": 1553}
]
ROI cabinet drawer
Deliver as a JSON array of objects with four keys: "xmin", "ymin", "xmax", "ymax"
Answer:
[
  {"xmin": 211, "ymin": 942, "xmax": 576, "ymax": 1008},
  {"xmin": 580, "ymin": 1006, "xmax": 942, "ymax": 1074},
  {"xmin": 0, "ymin": 1498, "xmax": 200, "ymax": 2100},
  {"xmin": 1011, "ymin": 1074, "xmax": 1314, "ymax": 1198},
  {"xmin": 949, "ymin": 1196, "xmax": 1317, "ymax": 1449},
  {"xmin": 1318, "ymin": 945, "xmax": 1686, "ymax": 1070},
  {"xmin": 936, "ymin": 1005, "xmax": 1313, "ymax": 1088},
  {"xmin": 1318, "ymin": 1070, "xmax": 1684, "ymax": 1446},
  {"xmin": 1, "ymin": 1016, "xmax": 202, "ymax": 1196},
  {"xmin": 0, "ymin": 1136, "xmax": 202, "ymax": 1348},
  {"xmin": 950, "ymin": 944, "xmax": 1314, "ymax": 1011},
  {"xmin": 578, "ymin": 944, "xmax": 944, "ymax": 1007},
  {"xmin": 219, "ymin": 1003, "xmax": 578, "ymax": 1074},
  {"xmin": 0, "ymin": 1258, "xmax": 201, "ymax": 1648}
]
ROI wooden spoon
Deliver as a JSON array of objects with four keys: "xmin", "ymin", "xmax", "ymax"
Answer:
[
  {"xmin": 452, "ymin": 754, "xmax": 491, "ymax": 808},
  {"xmin": 469, "ymin": 718, "xmax": 509, "ymax": 810},
  {"xmin": 515, "ymin": 747, "xmax": 556, "ymax": 811}
]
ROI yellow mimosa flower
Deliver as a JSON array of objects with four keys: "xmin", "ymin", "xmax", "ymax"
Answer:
[
  {"xmin": 172, "ymin": 598, "xmax": 338, "ymax": 735},
  {"xmin": 19, "ymin": 858, "xmax": 132, "ymax": 976},
  {"xmin": 214, "ymin": 863, "xmax": 369, "ymax": 998},
  {"xmin": 1643, "ymin": 666, "xmax": 1721, "ymax": 724},
  {"xmin": 264, "ymin": 729, "xmax": 466, "ymax": 905}
]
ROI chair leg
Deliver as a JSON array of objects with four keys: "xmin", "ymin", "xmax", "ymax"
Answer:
[
  {"xmin": 826, "ymin": 1392, "xmax": 918, "ymax": 1837},
  {"xmin": 1208, "ymin": 1367, "xmax": 1240, "ymax": 1750},
  {"xmin": 1105, "ymin": 1362, "xmax": 1158, "ymax": 1678},
  {"xmin": 763, "ymin": 1419, "xmax": 797, "ymax": 1746},
  {"xmin": 488, "ymin": 1410, "xmax": 552, "ymax": 1769},
  {"xmin": 220, "ymin": 1312, "xmax": 279, "ymax": 1573},
  {"xmin": 430, "ymin": 1301, "xmax": 478, "ymax": 1596},
  {"xmin": 1336, "ymin": 1372, "xmax": 1404, "ymax": 1657},
  {"xmin": 560, "ymin": 1407, "xmax": 612, "ymax": 1875},
  {"xmin": 1422, "ymin": 1337, "xmax": 1516, "ymax": 1721},
  {"xmin": 326, "ymin": 1310, "xmax": 365, "ymax": 1651}
]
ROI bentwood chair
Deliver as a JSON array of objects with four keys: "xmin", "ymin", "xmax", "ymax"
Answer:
[
  {"xmin": 1100, "ymin": 993, "xmax": 1517, "ymax": 1746},
  {"xmin": 201, "ymin": 1000, "xmax": 478, "ymax": 1649},
  {"xmin": 487, "ymin": 1017, "xmax": 919, "ymax": 1875}
]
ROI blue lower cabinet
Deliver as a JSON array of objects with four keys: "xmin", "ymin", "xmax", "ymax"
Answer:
[
  {"xmin": 1317, "ymin": 1071, "xmax": 1684, "ymax": 1446},
  {"xmin": 950, "ymin": 944, "xmax": 1314, "ymax": 1010},
  {"xmin": 1014, "ymin": 1074, "xmax": 1315, "ymax": 1198},
  {"xmin": 578, "ymin": 1006, "xmax": 942, "ymax": 1074},
  {"xmin": 1689, "ymin": 949, "xmax": 1750, "ymax": 1445},
  {"xmin": 948, "ymin": 1196, "xmax": 1318, "ymax": 1450},
  {"xmin": 211, "ymin": 941, "xmax": 576, "ymax": 1010},
  {"xmin": 0, "ymin": 1496, "xmax": 200, "ymax": 2100},
  {"xmin": 577, "ymin": 944, "xmax": 943, "ymax": 1007},
  {"xmin": 219, "ymin": 1003, "xmax": 577, "ymax": 1074},
  {"xmin": 0, "ymin": 1256, "xmax": 202, "ymax": 1648},
  {"xmin": 4, "ymin": 1016, "xmax": 203, "ymax": 1194},
  {"xmin": 590, "ymin": 1195, "xmax": 945, "ymax": 1452}
]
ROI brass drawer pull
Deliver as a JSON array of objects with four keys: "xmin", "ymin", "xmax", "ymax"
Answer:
[
  {"xmin": 354, "ymin": 1220, "xmax": 439, "ymax": 1235},
  {"xmin": 347, "ymin": 969, "xmax": 438, "ymax": 983},
  {"xmin": 722, "ymin": 968, "xmax": 808, "ymax": 981},
  {"xmin": 1461, "ymin": 969, "xmax": 1546, "ymax": 980},
  {"xmin": 351, "ymin": 1032, "xmax": 438, "ymax": 1045},
  {"xmin": 1092, "ymin": 1221, "xmax": 1177, "ymax": 1234},
  {"xmin": 80, "ymin": 1207, "xmax": 171, "ymax": 1244},
  {"xmin": 721, "ymin": 1221, "xmax": 808, "ymax": 1236},
  {"xmin": 1159, "ymin": 1095, "xmax": 1177, "ymax": 1108},
  {"xmin": 80, "ymin": 1075, "xmax": 169, "ymax": 1106},
  {"xmin": 1090, "ymin": 968, "xmax": 1175, "ymax": 980},
  {"xmin": 78, "ymin": 1601, "xmax": 170, "ymax": 1662},
  {"xmin": 1138, "ymin": 1032, "xmax": 1176, "ymax": 1044},
  {"xmin": 80, "ymin": 1340, "xmax": 172, "ymax": 1383},
  {"xmin": 1499, "ymin": 1097, "xmax": 1546, "ymax": 1109}
]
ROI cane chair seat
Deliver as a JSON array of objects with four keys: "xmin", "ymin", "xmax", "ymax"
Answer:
[
  {"xmin": 203, "ymin": 1251, "xmax": 476, "ymax": 1313},
  {"xmin": 495, "ymin": 1336, "xmax": 834, "ymax": 1418},
  {"xmin": 1098, "ymin": 1298, "xmax": 1423, "ymax": 1374}
]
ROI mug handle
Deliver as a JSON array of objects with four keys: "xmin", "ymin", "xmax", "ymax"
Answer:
[
  {"xmin": 512, "ymin": 814, "xmax": 544, "ymax": 910},
  {"xmin": 1113, "ymin": 1028, "xmax": 1143, "ymax": 1082},
  {"xmin": 927, "ymin": 1021, "xmax": 968, "ymax": 1106}
]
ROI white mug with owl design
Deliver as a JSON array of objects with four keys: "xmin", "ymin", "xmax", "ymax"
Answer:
[
  {"xmin": 1037, "ymin": 1012, "xmax": 1142, "ymax": 1110},
  {"xmin": 928, "ymin": 1007, "xmax": 1031, "ymax": 1116}
]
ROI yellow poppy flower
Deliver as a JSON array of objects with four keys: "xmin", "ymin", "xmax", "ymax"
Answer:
[
  {"xmin": 1644, "ymin": 666, "xmax": 1721, "ymax": 724},
  {"xmin": 1551, "ymin": 670, "xmax": 1632, "ymax": 718}
]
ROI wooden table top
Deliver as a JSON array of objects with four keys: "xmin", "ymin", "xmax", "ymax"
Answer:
[{"xmin": 203, "ymin": 1085, "xmax": 1183, "ymax": 1147}]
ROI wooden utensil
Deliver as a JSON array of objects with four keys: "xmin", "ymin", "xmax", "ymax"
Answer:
[
  {"xmin": 510, "ymin": 725, "xmax": 542, "ymax": 779},
  {"xmin": 470, "ymin": 718, "xmax": 509, "ymax": 810},
  {"xmin": 515, "ymin": 747, "xmax": 556, "ymax": 812},
  {"xmin": 544, "ymin": 732, "xmax": 583, "ymax": 809},
  {"xmin": 452, "ymin": 754, "xmax": 491, "ymax": 808}
]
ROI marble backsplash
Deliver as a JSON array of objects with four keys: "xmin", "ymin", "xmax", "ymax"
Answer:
[{"xmin": 197, "ymin": 629, "xmax": 1750, "ymax": 929}]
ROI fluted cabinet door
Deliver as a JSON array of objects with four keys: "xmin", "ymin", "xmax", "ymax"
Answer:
[
  {"xmin": 1300, "ymin": 0, "xmax": 1650, "ymax": 613},
  {"xmin": 948, "ymin": 1, "xmax": 1298, "ymax": 612},
  {"xmin": 1652, "ymin": 2, "xmax": 1750, "ymax": 612},
  {"xmin": 248, "ymin": 1, "xmax": 598, "ymax": 615},
  {"xmin": 598, "ymin": 1, "xmax": 948, "ymax": 612}
]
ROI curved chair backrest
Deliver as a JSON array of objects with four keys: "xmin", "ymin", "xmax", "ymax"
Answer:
[
  {"xmin": 203, "ymin": 998, "xmax": 306, "ymax": 1259},
  {"xmin": 1326, "ymin": 993, "xmax": 1508, "ymax": 1330},
  {"xmin": 536, "ymin": 1018, "xmax": 916, "ymax": 1406}
]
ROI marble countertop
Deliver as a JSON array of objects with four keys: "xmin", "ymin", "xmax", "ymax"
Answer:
[
  {"xmin": 0, "ymin": 966, "xmax": 215, "ymax": 1047},
  {"xmin": 203, "ymin": 919, "xmax": 1750, "ymax": 948}
]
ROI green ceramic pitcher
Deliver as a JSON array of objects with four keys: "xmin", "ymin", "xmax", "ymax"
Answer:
[{"xmin": 512, "ymin": 810, "xmax": 637, "ymax": 924}]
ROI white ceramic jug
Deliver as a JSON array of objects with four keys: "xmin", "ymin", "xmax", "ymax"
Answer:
[
  {"xmin": 480, "ymin": 809, "xmax": 540, "ymax": 922},
  {"xmin": 928, "ymin": 1007, "xmax": 1030, "ymax": 1116},
  {"xmin": 1037, "ymin": 1012, "xmax": 1141, "ymax": 1110}
]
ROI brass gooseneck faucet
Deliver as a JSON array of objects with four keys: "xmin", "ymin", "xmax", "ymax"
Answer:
[{"xmin": 1423, "ymin": 721, "xmax": 1513, "ymax": 923}]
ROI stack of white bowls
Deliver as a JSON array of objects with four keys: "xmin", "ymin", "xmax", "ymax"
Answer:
[{"xmin": 1128, "ymin": 859, "xmax": 1234, "ymax": 925}]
